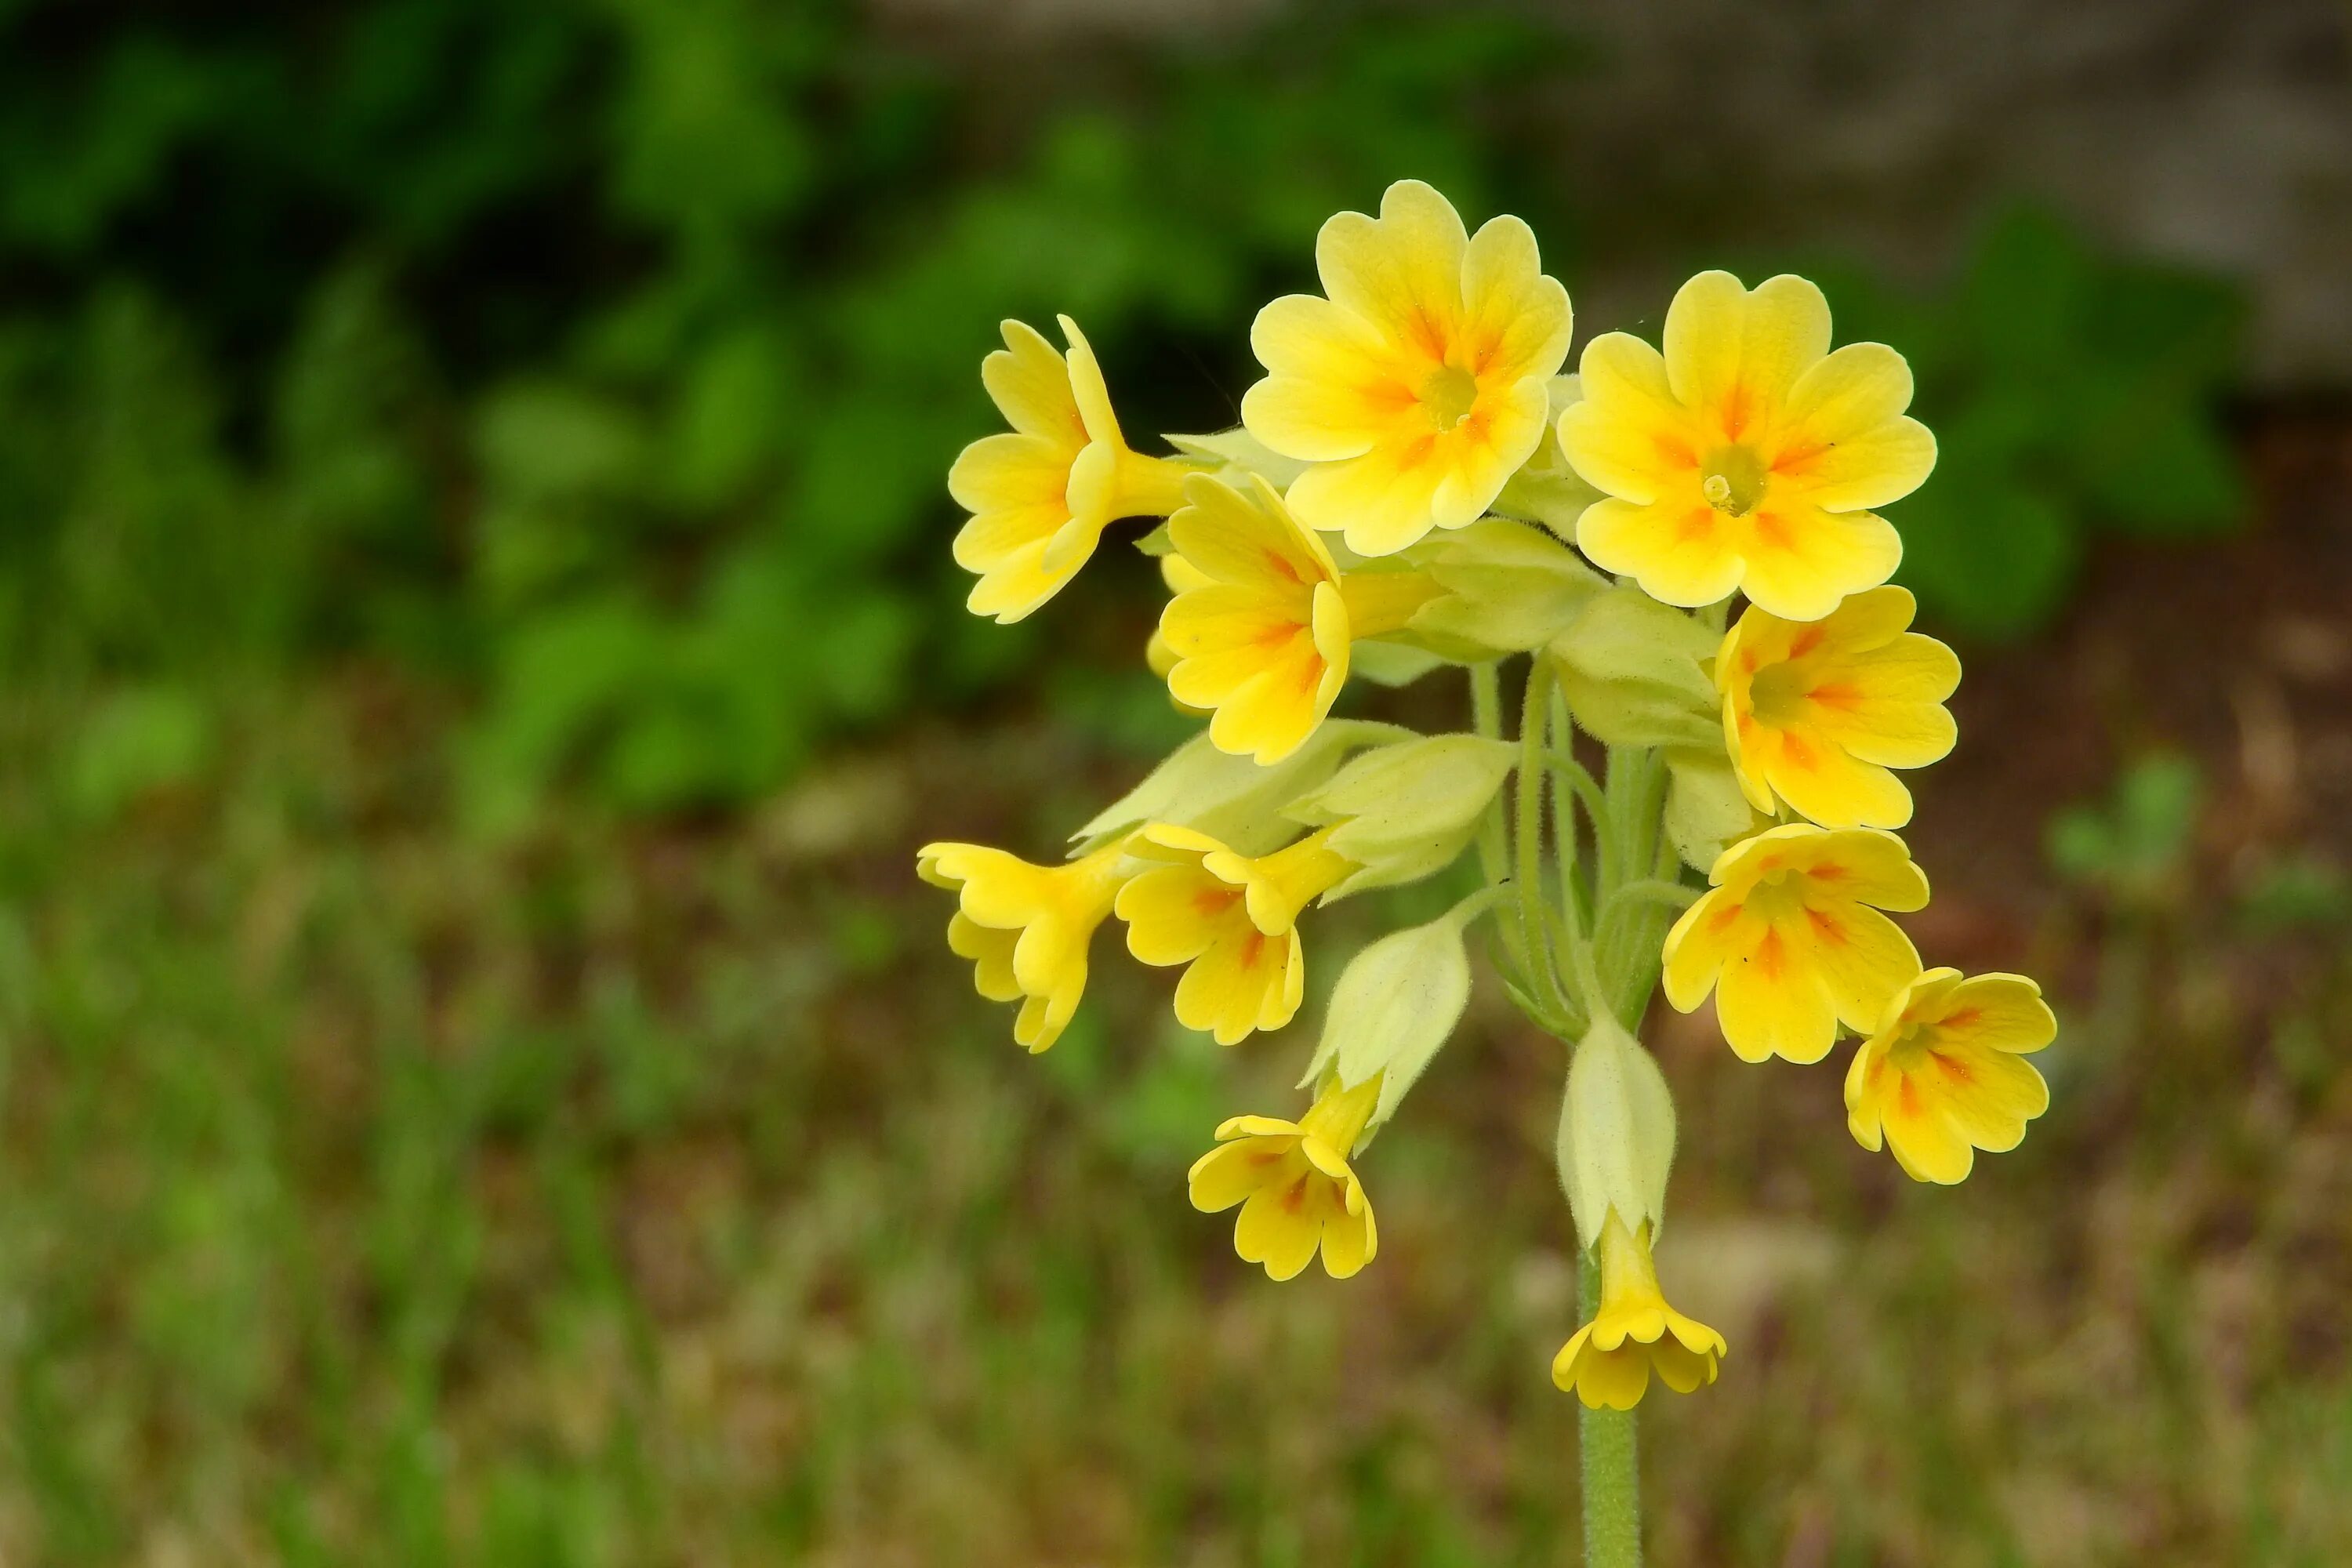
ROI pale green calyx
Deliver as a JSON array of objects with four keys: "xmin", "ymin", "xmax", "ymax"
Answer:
[
  {"xmin": 1547, "ymin": 584, "xmax": 1722, "ymax": 751},
  {"xmin": 1070, "ymin": 719, "xmax": 1410, "ymax": 856},
  {"xmin": 1662, "ymin": 746, "xmax": 1766, "ymax": 872},
  {"xmin": 1554, "ymin": 1011, "xmax": 1679, "ymax": 1250},
  {"xmin": 1284, "ymin": 732, "xmax": 1517, "ymax": 898},
  {"xmin": 1161, "ymin": 425, "xmax": 1312, "ymax": 491},
  {"xmin": 1403, "ymin": 517, "xmax": 1607, "ymax": 660},
  {"xmin": 1298, "ymin": 890, "xmax": 1491, "ymax": 1137}
]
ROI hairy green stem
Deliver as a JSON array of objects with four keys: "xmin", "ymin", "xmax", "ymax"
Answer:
[
  {"xmin": 1515, "ymin": 659, "xmax": 1577, "ymax": 1025},
  {"xmin": 1579, "ymin": 1252, "xmax": 1643, "ymax": 1566}
]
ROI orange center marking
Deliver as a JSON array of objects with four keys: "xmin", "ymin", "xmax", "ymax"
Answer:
[{"xmin": 1193, "ymin": 887, "xmax": 1243, "ymax": 917}]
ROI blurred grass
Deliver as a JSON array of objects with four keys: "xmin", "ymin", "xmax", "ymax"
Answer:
[{"xmin": 5, "ymin": 659, "xmax": 2352, "ymax": 1564}]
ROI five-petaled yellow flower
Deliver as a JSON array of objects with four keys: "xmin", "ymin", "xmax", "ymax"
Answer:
[
  {"xmin": 1115, "ymin": 822, "xmax": 1356, "ymax": 1045},
  {"xmin": 1846, "ymin": 967, "xmax": 2056, "ymax": 1184},
  {"xmin": 1559, "ymin": 270, "xmax": 1935, "ymax": 621},
  {"xmin": 1719, "ymin": 586, "xmax": 1960, "ymax": 830},
  {"xmin": 1188, "ymin": 1073, "xmax": 1381, "ymax": 1280},
  {"xmin": 916, "ymin": 839, "xmax": 1135, "ymax": 1051},
  {"xmin": 1158, "ymin": 474, "xmax": 1436, "ymax": 763},
  {"xmin": 1552, "ymin": 1210, "xmax": 1727, "ymax": 1410},
  {"xmin": 1663, "ymin": 823, "xmax": 1928, "ymax": 1065},
  {"xmin": 949, "ymin": 315, "xmax": 1190, "ymax": 623},
  {"xmin": 1241, "ymin": 179, "xmax": 1573, "ymax": 557}
]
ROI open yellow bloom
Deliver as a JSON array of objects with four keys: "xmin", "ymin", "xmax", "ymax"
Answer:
[
  {"xmin": 916, "ymin": 839, "xmax": 1134, "ymax": 1051},
  {"xmin": 1559, "ymin": 270, "xmax": 1935, "ymax": 621},
  {"xmin": 1158, "ymin": 474, "xmax": 1437, "ymax": 764},
  {"xmin": 1662, "ymin": 823, "xmax": 1927, "ymax": 1064},
  {"xmin": 1114, "ymin": 822, "xmax": 1356, "ymax": 1045},
  {"xmin": 1240, "ymin": 179, "xmax": 1573, "ymax": 557},
  {"xmin": 1719, "ymin": 586, "xmax": 1960, "ymax": 830},
  {"xmin": 1846, "ymin": 967, "xmax": 2056, "ymax": 1184},
  {"xmin": 1188, "ymin": 1073, "xmax": 1381, "ymax": 1280},
  {"xmin": 1552, "ymin": 1210, "xmax": 1726, "ymax": 1410},
  {"xmin": 949, "ymin": 316, "xmax": 1190, "ymax": 622}
]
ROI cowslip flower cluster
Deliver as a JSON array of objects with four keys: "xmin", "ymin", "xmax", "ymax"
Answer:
[{"xmin": 921, "ymin": 182, "xmax": 2056, "ymax": 1432}]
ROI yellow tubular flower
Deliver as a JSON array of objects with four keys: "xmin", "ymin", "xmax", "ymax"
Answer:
[
  {"xmin": 1662, "ymin": 824, "xmax": 1928, "ymax": 1065},
  {"xmin": 1559, "ymin": 270, "xmax": 1936, "ymax": 621},
  {"xmin": 1114, "ymin": 823, "xmax": 1357, "ymax": 1045},
  {"xmin": 1846, "ymin": 967, "xmax": 2056, "ymax": 1184},
  {"xmin": 1187, "ymin": 1073, "xmax": 1381, "ymax": 1280},
  {"xmin": 1240, "ymin": 179, "xmax": 1573, "ymax": 557},
  {"xmin": 949, "ymin": 316, "xmax": 1191, "ymax": 623},
  {"xmin": 1552, "ymin": 1210, "xmax": 1726, "ymax": 1410},
  {"xmin": 916, "ymin": 839, "xmax": 1134, "ymax": 1051},
  {"xmin": 1719, "ymin": 586, "xmax": 1961, "ymax": 830},
  {"xmin": 1158, "ymin": 474, "xmax": 1437, "ymax": 764}
]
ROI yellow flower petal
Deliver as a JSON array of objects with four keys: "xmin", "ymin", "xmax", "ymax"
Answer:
[
  {"xmin": 1663, "ymin": 271, "xmax": 1831, "ymax": 440},
  {"xmin": 1732, "ymin": 502, "xmax": 1904, "ymax": 622},
  {"xmin": 981, "ymin": 318, "xmax": 1087, "ymax": 446},
  {"xmin": 1458, "ymin": 214, "xmax": 1574, "ymax": 387},
  {"xmin": 1574, "ymin": 495, "xmax": 1748, "ymax": 608},
  {"xmin": 1315, "ymin": 178, "xmax": 1468, "ymax": 350}
]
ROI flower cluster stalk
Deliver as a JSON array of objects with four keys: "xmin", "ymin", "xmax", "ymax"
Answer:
[{"xmin": 920, "ymin": 178, "xmax": 2062, "ymax": 1563}]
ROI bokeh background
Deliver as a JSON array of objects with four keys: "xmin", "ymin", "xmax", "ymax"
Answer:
[{"xmin": 2, "ymin": 0, "xmax": 2350, "ymax": 1562}]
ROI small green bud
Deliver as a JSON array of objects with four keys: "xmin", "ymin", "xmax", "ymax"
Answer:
[
  {"xmin": 1548, "ymin": 584, "xmax": 1721, "ymax": 750},
  {"xmin": 1298, "ymin": 893, "xmax": 1486, "ymax": 1138},
  {"xmin": 1554, "ymin": 1012, "xmax": 1678, "ymax": 1250},
  {"xmin": 1070, "ymin": 719, "xmax": 1409, "ymax": 856},
  {"xmin": 1285, "ymin": 732, "xmax": 1517, "ymax": 898}
]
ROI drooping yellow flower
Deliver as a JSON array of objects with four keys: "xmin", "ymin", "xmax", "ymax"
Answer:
[
  {"xmin": 1240, "ymin": 179, "xmax": 1573, "ymax": 557},
  {"xmin": 1559, "ymin": 270, "xmax": 1935, "ymax": 621},
  {"xmin": 1662, "ymin": 823, "xmax": 1927, "ymax": 1065},
  {"xmin": 1552, "ymin": 1210, "xmax": 1726, "ymax": 1410},
  {"xmin": 1719, "ymin": 586, "xmax": 1960, "ymax": 830},
  {"xmin": 1157, "ymin": 474, "xmax": 1438, "ymax": 764},
  {"xmin": 1187, "ymin": 1073, "xmax": 1381, "ymax": 1280},
  {"xmin": 916, "ymin": 839, "xmax": 1134, "ymax": 1051},
  {"xmin": 949, "ymin": 316, "xmax": 1191, "ymax": 623},
  {"xmin": 1846, "ymin": 967, "xmax": 2056, "ymax": 1184},
  {"xmin": 1113, "ymin": 822, "xmax": 1356, "ymax": 1045}
]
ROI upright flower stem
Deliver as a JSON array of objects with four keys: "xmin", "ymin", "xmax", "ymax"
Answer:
[{"xmin": 1578, "ymin": 1253, "xmax": 1644, "ymax": 1566}]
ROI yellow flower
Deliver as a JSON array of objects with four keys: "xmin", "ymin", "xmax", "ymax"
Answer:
[
  {"xmin": 1719, "ymin": 586, "xmax": 1960, "ymax": 830},
  {"xmin": 949, "ymin": 316, "xmax": 1191, "ymax": 623},
  {"xmin": 1158, "ymin": 474, "xmax": 1437, "ymax": 764},
  {"xmin": 1846, "ymin": 967, "xmax": 2056, "ymax": 1184},
  {"xmin": 1662, "ymin": 823, "xmax": 1927, "ymax": 1064},
  {"xmin": 1559, "ymin": 270, "xmax": 1936, "ymax": 621},
  {"xmin": 916, "ymin": 839, "xmax": 1134, "ymax": 1051},
  {"xmin": 1113, "ymin": 822, "xmax": 1356, "ymax": 1045},
  {"xmin": 1552, "ymin": 1210, "xmax": 1726, "ymax": 1410},
  {"xmin": 1240, "ymin": 179, "xmax": 1573, "ymax": 557},
  {"xmin": 1187, "ymin": 1073, "xmax": 1381, "ymax": 1280}
]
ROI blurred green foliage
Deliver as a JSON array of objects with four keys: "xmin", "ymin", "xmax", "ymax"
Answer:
[
  {"xmin": 0, "ymin": 0, "xmax": 1559, "ymax": 812},
  {"xmin": 2047, "ymin": 752, "xmax": 2206, "ymax": 909},
  {"xmin": 0, "ymin": 2, "xmax": 2248, "ymax": 814},
  {"xmin": 1824, "ymin": 210, "xmax": 2247, "ymax": 638}
]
